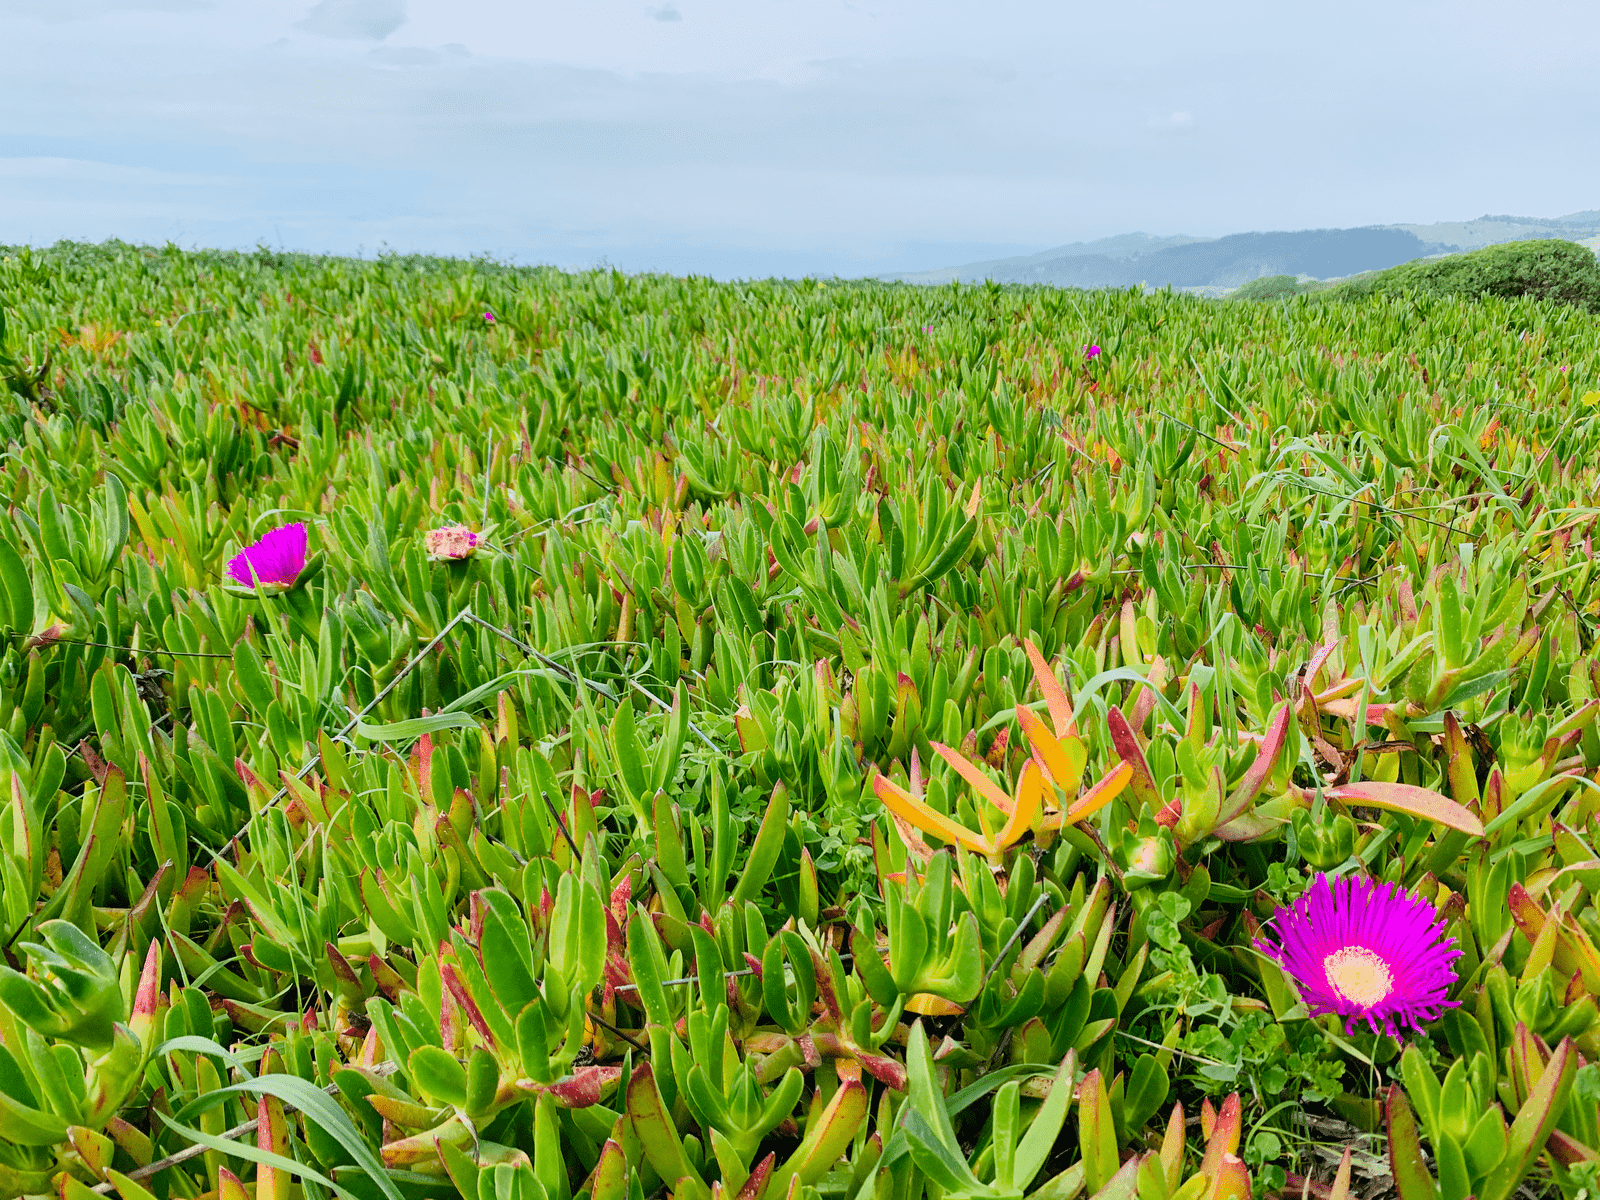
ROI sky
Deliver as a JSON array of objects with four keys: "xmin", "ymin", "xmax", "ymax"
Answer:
[{"xmin": 2, "ymin": 0, "xmax": 1599, "ymax": 279}]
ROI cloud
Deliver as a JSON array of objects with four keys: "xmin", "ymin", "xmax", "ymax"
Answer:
[
  {"xmin": 647, "ymin": 4, "xmax": 681, "ymax": 21},
  {"xmin": 369, "ymin": 45, "xmax": 439, "ymax": 67},
  {"xmin": 6, "ymin": 0, "xmax": 1600, "ymax": 278},
  {"xmin": 1147, "ymin": 111, "xmax": 1195, "ymax": 134},
  {"xmin": 0, "ymin": 0, "xmax": 210, "ymax": 20},
  {"xmin": 296, "ymin": 0, "xmax": 405, "ymax": 41}
]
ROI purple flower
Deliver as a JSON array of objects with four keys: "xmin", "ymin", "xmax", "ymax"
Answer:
[
  {"xmin": 1254, "ymin": 873, "xmax": 1460, "ymax": 1039},
  {"xmin": 923, "ymin": 324, "xmax": 933, "ymax": 333},
  {"xmin": 425, "ymin": 525, "xmax": 482, "ymax": 561},
  {"xmin": 483, "ymin": 309, "xmax": 497, "ymax": 324},
  {"xmin": 227, "ymin": 524, "xmax": 308, "ymax": 589},
  {"xmin": 1083, "ymin": 344, "xmax": 1102, "ymax": 359}
]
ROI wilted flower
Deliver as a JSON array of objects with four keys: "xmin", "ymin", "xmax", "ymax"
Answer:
[
  {"xmin": 1083, "ymin": 344, "xmax": 1102, "ymax": 359},
  {"xmin": 227, "ymin": 523, "xmax": 307, "ymax": 589},
  {"xmin": 426, "ymin": 524, "xmax": 481, "ymax": 561},
  {"xmin": 1254, "ymin": 872, "xmax": 1460, "ymax": 1039}
]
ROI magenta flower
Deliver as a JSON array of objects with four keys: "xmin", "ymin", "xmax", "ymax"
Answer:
[
  {"xmin": 425, "ymin": 525, "xmax": 482, "ymax": 561},
  {"xmin": 1254, "ymin": 873, "xmax": 1460, "ymax": 1039},
  {"xmin": 483, "ymin": 309, "xmax": 497, "ymax": 324},
  {"xmin": 227, "ymin": 523, "xmax": 308, "ymax": 589},
  {"xmin": 1083, "ymin": 344, "xmax": 1102, "ymax": 359}
]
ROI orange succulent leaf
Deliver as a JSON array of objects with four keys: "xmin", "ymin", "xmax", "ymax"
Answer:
[
  {"xmin": 1203, "ymin": 1092, "xmax": 1243, "ymax": 1165},
  {"xmin": 872, "ymin": 773, "xmax": 992, "ymax": 857},
  {"xmin": 1023, "ymin": 638, "xmax": 1078, "ymax": 738},
  {"xmin": 996, "ymin": 759, "xmax": 1045, "ymax": 850},
  {"xmin": 932, "ymin": 741, "xmax": 1015, "ymax": 815},
  {"xmin": 1062, "ymin": 761, "xmax": 1134, "ymax": 826},
  {"xmin": 1016, "ymin": 704, "xmax": 1085, "ymax": 795},
  {"xmin": 1210, "ymin": 1154, "xmax": 1252, "ymax": 1200}
]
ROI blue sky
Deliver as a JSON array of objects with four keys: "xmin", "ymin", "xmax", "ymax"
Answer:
[{"xmin": 3, "ymin": 0, "xmax": 1599, "ymax": 278}]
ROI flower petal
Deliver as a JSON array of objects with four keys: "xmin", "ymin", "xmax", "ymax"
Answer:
[{"xmin": 1254, "ymin": 872, "xmax": 1461, "ymax": 1039}]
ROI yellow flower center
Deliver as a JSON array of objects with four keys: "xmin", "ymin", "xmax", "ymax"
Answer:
[{"xmin": 1323, "ymin": 946, "xmax": 1394, "ymax": 1007}]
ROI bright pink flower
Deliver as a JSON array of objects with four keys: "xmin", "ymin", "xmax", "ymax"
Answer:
[
  {"xmin": 483, "ymin": 309, "xmax": 497, "ymax": 324},
  {"xmin": 1254, "ymin": 873, "xmax": 1460, "ymax": 1039},
  {"xmin": 227, "ymin": 524, "xmax": 307, "ymax": 589},
  {"xmin": 426, "ymin": 525, "xmax": 482, "ymax": 561},
  {"xmin": 1083, "ymin": 344, "xmax": 1102, "ymax": 359}
]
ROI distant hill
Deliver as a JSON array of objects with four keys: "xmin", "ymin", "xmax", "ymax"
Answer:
[
  {"xmin": 886, "ymin": 211, "xmax": 1600, "ymax": 291},
  {"xmin": 890, "ymin": 233, "xmax": 1210, "ymax": 285},
  {"xmin": 1388, "ymin": 211, "xmax": 1600, "ymax": 251}
]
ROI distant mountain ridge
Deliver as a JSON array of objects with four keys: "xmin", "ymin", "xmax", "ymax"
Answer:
[{"xmin": 886, "ymin": 211, "xmax": 1600, "ymax": 291}]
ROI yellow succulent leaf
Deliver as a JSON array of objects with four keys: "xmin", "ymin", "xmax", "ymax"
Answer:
[
  {"xmin": 1063, "ymin": 761, "xmax": 1134, "ymax": 825},
  {"xmin": 904, "ymin": 993, "xmax": 966, "ymax": 1016},
  {"xmin": 932, "ymin": 741, "xmax": 1016, "ymax": 815},
  {"xmin": 1016, "ymin": 703, "xmax": 1083, "ymax": 795},
  {"xmin": 872, "ymin": 772, "xmax": 994, "ymax": 857},
  {"xmin": 996, "ymin": 759, "xmax": 1045, "ymax": 850}
]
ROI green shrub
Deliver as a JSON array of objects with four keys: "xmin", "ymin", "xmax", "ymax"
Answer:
[
  {"xmin": 1228, "ymin": 273, "xmax": 1328, "ymax": 302},
  {"xmin": 1331, "ymin": 237, "xmax": 1600, "ymax": 311}
]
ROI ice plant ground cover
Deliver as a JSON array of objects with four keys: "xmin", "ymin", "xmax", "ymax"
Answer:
[{"xmin": 7, "ymin": 243, "xmax": 1600, "ymax": 1200}]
